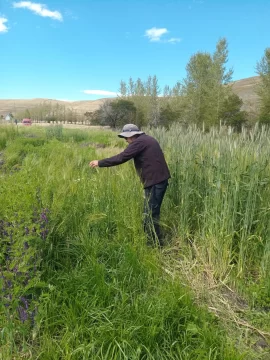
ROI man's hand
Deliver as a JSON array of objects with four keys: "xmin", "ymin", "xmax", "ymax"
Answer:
[{"xmin": 89, "ymin": 160, "xmax": 99, "ymax": 168}]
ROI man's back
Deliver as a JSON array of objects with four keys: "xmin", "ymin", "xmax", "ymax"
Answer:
[
  {"xmin": 132, "ymin": 134, "xmax": 170, "ymax": 188},
  {"xmin": 98, "ymin": 134, "xmax": 170, "ymax": 188}
]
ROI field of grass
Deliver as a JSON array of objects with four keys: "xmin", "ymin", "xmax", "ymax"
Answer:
[{"xmin": 0, "ymin": 124, "xmax": 269, "ymax": 359}]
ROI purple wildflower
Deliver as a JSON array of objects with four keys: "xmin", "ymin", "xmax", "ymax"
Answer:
[
  {"xmin": 12, "ymin": 265, "xmax": 18, "ymax": 274},
  {"xmin": 20, "ymin": 296, "xmax": 29, "ymax": 309},
  {"xmin": 40, "ymin": 229, "xmax": 49, "ymax": 240},
  {"xmin": 40, "ymin": 212, "xmax": 48, "ymax": 222},
  {"xmin": 18, "ymin": 305, "xmax": 28, "ymax": 323}
]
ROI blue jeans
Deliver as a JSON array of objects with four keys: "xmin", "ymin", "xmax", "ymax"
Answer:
[{"xmin": 143, "ymin": 180, "xmax": 168, "ymax": 246}]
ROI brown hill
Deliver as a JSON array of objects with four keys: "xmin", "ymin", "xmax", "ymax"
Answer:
[
  {"xmin": 231, "ymin": 76, "xmax": 260, "ymax": 112},
  {"xmin": 0, "ymin": 77, "xmax": 260, "ymax": 118},
  {"xmin": 0, "ymin": 98, "xmax": 106, "ymax": 117}
]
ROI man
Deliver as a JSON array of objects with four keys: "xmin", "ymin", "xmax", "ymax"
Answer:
[{"xmin": 89, "ymin": 124, "xmax": 170, "ymax": 246}]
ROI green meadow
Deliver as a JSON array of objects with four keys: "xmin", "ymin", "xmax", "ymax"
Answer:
[{"xmin": 0, "ymin": 124, "xmax": 269, "ymax": 359}]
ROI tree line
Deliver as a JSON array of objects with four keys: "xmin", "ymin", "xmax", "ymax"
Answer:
[
  {"xmin": 88, "ymin": 39, "xmax": 270, "ymax": 131},
  {"xmin": 14, "ymin": 103, "xmax": 85, "ymax": 125},
  {"xmin": 12, "ymin": 39, "xmax": 270, "ymax": 131}
]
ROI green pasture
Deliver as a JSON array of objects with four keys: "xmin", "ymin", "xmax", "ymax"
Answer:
[{"xmin": 0, "ymin": 124, "xmax": 269, "ymax": 359}]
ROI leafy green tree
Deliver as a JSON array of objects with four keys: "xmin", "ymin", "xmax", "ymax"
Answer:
[
  {"xmin": 119, "ymin": 75, "xmax": 163, "ymax": 127},
  {"xmin": 145, "ymin": 76, "xmax": 152, "ymax": 96},
  {"xmin": 182, "ymin": 38, "xmax": 233, "ymax": 128},
  {"xmin": 128, "ymin": 78, "xmax": 135, "ymax": 96},
  {"xmin": 151, "ymin": 75, "xmax": 160, "ymax": 98},
  {"xmin": 159, "ymin": 104, "xmax": 180, "ymax": 129},
  {"xmin": 135, "ymin": 108, "xmax": 147, "ymax": 128},
  {"xmin": 256, "ymin": 48, "xmax": 270, "ymax": 124},
  {"xmin": 212, "ymin": 38, "xmax": 233, "ymax": 85},
  {"xmin": 172, "ymin": 82, "xmax": 182, "ymax": 97},
  {"xmin": 95, "ymin": 99, "xmax": 137, "ymax": 128},
  {"xmin": 182, "ymin": 52, "xmax": 214, "ymax": 126},
  {"xmin": 148, "ymin": 75, "xmax": 161, "ymax": 127},
  {"xmin": 86, "ymin": 109, "xmax": 103, "ymax": 125},
  {"xmin": 212, "ymin": 38, "xmax": 233, "ymax": 119},
  {"xmin": 218, "ymin": 93, "xmax": 248, "ymax": 132},
  {"xmin": 111, "ymin": 99, "xmax": 136, "ymax": 127},
  {"xmin": 163, "ymin": 85, "xmax": 171, "ymax": 97},
  {"xmin": 119, "ymin": 80, "xmax": 127, "ymax": 97},
  {"xmin": 135, "ymin": 78, "xmax": 145, "ymax": 96}
]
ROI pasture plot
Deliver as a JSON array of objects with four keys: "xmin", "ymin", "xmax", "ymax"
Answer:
[{"xmin": 0, "ymin": 124, "xmax": 269, "ymax": 359}]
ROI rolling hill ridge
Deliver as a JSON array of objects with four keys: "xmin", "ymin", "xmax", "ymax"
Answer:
[{"xmin": 0, "ymin": 76, "xmax": 260, "ymax": 118}]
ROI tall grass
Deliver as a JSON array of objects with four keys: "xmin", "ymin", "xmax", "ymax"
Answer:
[
  {"xmin": 151, "ymin": 125, "xmax": 270, "ymax": 286},
  {"xmin": 0, "ymin": 124, "xmax": 18, "ymax": 150},
  {"xmin": 0, "ymin": 124, "xmax": 269, "ymax": 359}
]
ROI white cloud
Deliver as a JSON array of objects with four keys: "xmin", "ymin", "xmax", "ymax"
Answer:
[
  {"xmin": 83, "ymin": 90, "xmax": 119, "ymax": 97},
  {"xmin": 145, "ymin": 27, "xmax": 181, "ymax": 43},
  {"xmin": 0, "ymin": 17, "xmax": 8, "ymax": 33},
  {"xmin": 145, "ymin": 27, "xmax": 168, "ymax": 42},
  {"xmin": 13, "ymin": 2, "xmax": 63, "ymax": 21},
  {"xmin": 168, "ymin": 37, "xmax": 181, "ymax": 44}
]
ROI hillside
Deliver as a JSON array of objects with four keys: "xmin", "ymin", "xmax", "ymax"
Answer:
[
  {"xmin": 231, "ymin": 76, "xmax": 260, "ymax": 112},
  {"xmin": 0, "ymin": 98, "xmax": 105, "ymax": 117},
  {"xmin": 0, "ymin": 76, "xmax": 260, "ymax": 118}
]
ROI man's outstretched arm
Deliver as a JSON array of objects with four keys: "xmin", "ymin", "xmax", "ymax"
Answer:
[{"xmin": 89, "ymin": 141, "xmax": 144, "ymax": 168}]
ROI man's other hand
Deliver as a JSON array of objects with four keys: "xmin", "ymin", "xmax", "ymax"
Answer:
[{"xmin": 89, "ymin": 160, "xmax": 99, "ymax": 168}]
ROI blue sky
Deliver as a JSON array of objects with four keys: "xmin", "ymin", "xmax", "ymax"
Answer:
[{"xmin": 0, "ymin": 0, "xmax": 269, "ymax": 100}]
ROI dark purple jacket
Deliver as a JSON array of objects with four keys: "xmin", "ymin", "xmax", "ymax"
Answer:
[{"xmin": 98, "ymin": 134, "xmax": 170, "ymax": 188}]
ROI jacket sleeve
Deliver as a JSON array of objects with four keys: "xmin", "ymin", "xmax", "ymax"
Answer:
[{"xmin": 98, "ymin": 141, "xmax": 143, "ymax": 167}]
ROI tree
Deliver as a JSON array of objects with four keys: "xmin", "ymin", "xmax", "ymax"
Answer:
[
  {"xmin": 218, "ymin": 93, "xmax": 247, "ymax": 132},
  {"xmin": 24, "ymin": 109, "xmax": 31, "ymax": 119},
  {"xmin": 172, "ymin": 82, "xmax": 182, "ymax": 97},
  {"xmin": 181, "ymin": 38, "xmax": 233, "ymax": 128},
  {"xmin": 182, "ymin": 52, "xmax": 214, "ymax": 126},
  {"xmin": 163, "ymin": 85, "xmax": 171, "ymax": 97},
  {"xmin": 159, "ymin": 104, "xmax": 180, "ymax": 129},
  {"xmin": 119, "ymin": 80, "xmax": 127, "ymax": 97},
  {"xmin": 145, "ymin": 76, "xmax": 152, "ymax": 96},
  {"xmin": 135, "ymin": 78, "xmax": 145, "ymax": 96},
  {"xmin": 135, "ymin": 108, "xmax": 147, "ymax": 128},
  {"xmin": 212, "ymin": 38, "xmax": 233, "ymax": 85},
  {"xmin": 111, "ymin": 99, "xmax": 136, "ymax": 127},
  {"xmin": 118, "ymin": 75, "xmax": 163, "ymax": 127},
  {"xmin": 85, "ymin": 110, "xmax": 102, "ymax": 125},
  {"xmin": 128, "ymin": 78, "xmax": 135, "ymax": 96},
  {"xmin": 256, "ymin": 48, "xmax": 270, "ymax": 124},
  {"xmin": 148, "ymin": 75, "xmax": 161, "ymax": 127},
  {"xmin": 212, "ymin": 38, "xmax": 233, "ymax": 120},
  {"xmin": 94, "ymin": 99, "xmax": 137, "ymax": 128}
]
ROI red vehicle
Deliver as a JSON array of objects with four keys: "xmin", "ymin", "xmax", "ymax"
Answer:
[{"xmin": 22, "ymin": 118, "xmax": 32, "ymax": 126}]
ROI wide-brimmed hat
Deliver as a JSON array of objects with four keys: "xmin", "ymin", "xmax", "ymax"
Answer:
[{"xmin": 118, "ymin": 124, "xmax": 144, "ymax": 138}]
